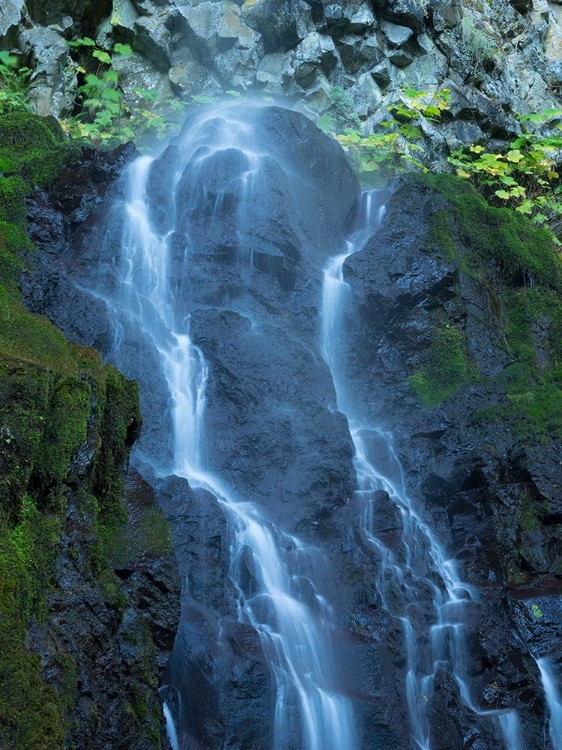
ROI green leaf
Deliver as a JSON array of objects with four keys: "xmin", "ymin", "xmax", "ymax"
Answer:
[
  {"xmin": 83, "ymin": 98, "xmax": 103, "ymax": 110},
  {"xmin": 425, "ymin": 105, "xmax": 441, "ymax": 119},
  {"xmin": 101, "ymin": 87, "xmax": 122, "ymax": 102},
  {"xmin": 84, "ymin": 74, "xmax": 103, "ymax": 88},
  {"xmin": 316, "ymin": 114, "xmax": 333, "ymax": 134},
  {"xmin": 532, "ymin": 213, "xmax": 548, "ymax": 225},
  {"xmin": 93, "ymin": 49, "xmax": 112, "ymax": 65},
  {"xmin": 226, "ymin": 90, "xmax": 241, "ymax": 97},
  {"xmin": 134, "ymin": 88, "xmax": 158, "ymax": 102},
  {"xmin": 192, "ymin": 94, "xmax": 216, "ymax": 104},
  {"xmin": 68, "ymin": 36, "xmax": 96, "ymax": 47},
  {"xmin": 104, "ymin": 69, "xmax": 119, "ymax": 84},
  {"xmin": 0, "ymin": 51, "xmax": 17, "ymax": 68},
  {"xmin": 516, "ymin": 200, "xmax": 534, "ymax": 215},
  {"xmin": 495, "ymin": 189, "xmax": 511, "ymax": 200},
  {"xmin": 113, "ymin": 43, "xmax": 132, "ymax": 57},
  {"xmin": 518, "ymin": 113, "xmax": 544, "ymax": 124},
  {"xmin": 506, "ymin": 149, "xmax": 524, "ymax": 163},
  {"xmin": 403, "ymin": 87, "xmax": 424, "ymax": 99}
]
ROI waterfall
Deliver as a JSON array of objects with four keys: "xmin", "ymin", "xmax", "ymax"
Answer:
[
  {"xmin": 95, "ymin": 103, "xmax": 357, "ymax": 749},
  {"xmin": 320, "ymin": 190, "xmax": 525, "ymax": 750},
  {"xmin": 69, "ymin": 100, "xmax": 561, "ymax": 748},
  {"xmin": 537, "ymin": 658, "xmax": 562, "ymax": 748}
]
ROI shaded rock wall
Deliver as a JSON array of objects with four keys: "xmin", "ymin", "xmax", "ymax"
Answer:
[{"xmin": 343, "ymin": 173, "xmax": 562, "ymax": 743}]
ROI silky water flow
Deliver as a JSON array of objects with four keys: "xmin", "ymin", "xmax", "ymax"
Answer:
[
  {"xmin": 82, "ymin": 103, "xmax": 562, "ymax": 748},
  {"xmin": 97, "ymin": 105, "xmax": 357, "ymax": 750},
  {"xmin": 320, "ymin": 191, "xmax": 534, "ymax": 750}
]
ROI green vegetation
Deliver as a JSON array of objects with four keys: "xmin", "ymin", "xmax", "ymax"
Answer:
[
  {"xmin": 460, "ymin": 15, "xmax": 498, "ymax": 71},
  {"xmin": 409, "ymin": 325, "xmax": 472, "ymax": 407},
  {"xmin": 0, "ymin": 112, "xmax": 79, "ymax": 188},
  {"xmin": 0, "ymin": 111, "xmax": 149, "ymax": 748},
  {"xmin": 325, "ymin": 87, "xmax": 451, "ymax": 186},
  {"xmin": 422, "ymin": 173, "xmax": 562, "ymax": 290},
  {"xmin": 63, "ymin": 38, "xmax": 184, "ymax": 146},
  {"xmin": 531, "ymin": 603, "xmax": 544, "ymax": 619},
  {"xmin": 104, "ymin": 503, "xmax": 173, "ymax": 568},
  {"xmin": 448, "ymin": 113, "xmax": 562, "ymax": 240},
  {"xmin": 0, "ymin": 51, "xmax": 31, "ymax": 115},
  {"xmin": 408, "ymin": 172, "xmax": 562, "ymax": 434}
]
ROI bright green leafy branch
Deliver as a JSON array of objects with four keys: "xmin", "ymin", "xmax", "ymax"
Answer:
[
  {"xmin": 322, "ymin": 87, "xmax": 451, "ymax": 186},
  {"xmin": 448, "ymin": 110, "xmax": 562, "ymax": 241},
  {"xmin": 0, "ymin": 52, "xmax": 32, "ymax": 115}
]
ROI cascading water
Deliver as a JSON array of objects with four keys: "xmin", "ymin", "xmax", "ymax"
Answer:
[
  {"xmin": 68, "ymin": 99, "xmax": 562, "ymax": 748},
  {"xmin": 537, "ymin": 658, "xmax": 562, "ymax": 748},
  {"xmin": 321, "ymin": 191, "xmax": 526, "ymax": 750},
  {"xmin": 93, "ymin": 103, "xmax": 358, "ymax": 750}
]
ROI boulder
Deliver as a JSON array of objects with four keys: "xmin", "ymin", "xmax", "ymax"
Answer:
[{"xmin": 0, "ymin": 0, "xmax": 25, "ymax": 39}]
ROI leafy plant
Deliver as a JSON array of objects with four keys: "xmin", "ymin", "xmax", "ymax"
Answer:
[
  {"xmin": 330, "ymin": 88, "xmax": 451, "ymax": 185},
  {"xmin": 460, "ymin": 15, "xmax": 498, "ymax": 71},
  {"xmin": 63, "ymin": 38, "xmax": 184, "ymax": 146},
  {"xmin": 531, "ymin": 603, "xmax": 544, "ymax": 619},
  {"xmin": 0, "ymin": 51, "xmax": 32, "ymax": 114},
  {"xmin": 448, "ymin": 111, "xmax": 562, "ymax": 240}
]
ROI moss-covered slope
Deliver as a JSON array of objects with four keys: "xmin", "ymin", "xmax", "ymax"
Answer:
[{"xmin": 0, "ymin": 113, "xmax": 178, "ymax": 749}]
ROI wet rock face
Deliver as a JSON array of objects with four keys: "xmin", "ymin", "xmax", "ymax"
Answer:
[
  {"xmin": 343, "ymin": 176, "xmax": 562, "ymax": 744},
  {"xmin": 21, "ymin": 109, "xmax": 562, "ymax": 747},
  {"xmin": 23, "ymin": 105, "xmax": 372, "ymax": 747}
]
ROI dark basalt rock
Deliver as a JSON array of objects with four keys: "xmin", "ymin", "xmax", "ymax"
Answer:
[
  {"xmin": 343, "ymin": 174, "xmax": 561, "ymax": 743},
  {"xmin": 19, "ymin": 108, "xmax": 562, "ymax": 747}
]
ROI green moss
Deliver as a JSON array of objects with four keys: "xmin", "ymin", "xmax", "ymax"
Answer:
[
  {"xmin": 93, "ymin": 367, "xmax": 141, "ymax": 532},
  {"xmin": 516, "ymin": 491, "xmax": 547, "ymax": 532},
  {"xmin": 104, "ymin": 504, "xmax": 173, "ymax": 567},
  {"xmin": 409, "ymin": 324, "xmax": 471, "ymax": 407},
  {"xmin": 0, "ymin": 221, "xmax": 30, "ymax": 293},
  {"xmin": 421, "ymin": 173, "xmax": 562, "ymax": 290},
  {"xmin": 0, "ymin": 112, "xmax": 150, "ymax": 748},
  {"xmin": 0, "ymin": 112, "xmax": 79, "ymax": 188},
  {"xmin": 0, "ymin": 499, "xmax": 65, "ymax": 749},
  {"xmin": 97, "ymin": 568, "xmax": 128, "ymax": 609},
  {"xmin": 504, "ymin": 287, "xmax": 562, "ymax": 366},
  {"xmin": 423, "ymin": 208, "xmax": 457, "ymax": 260},
  {"xmin": 0, "ymin": 175, "xmax": 27, "ymax": 228}
]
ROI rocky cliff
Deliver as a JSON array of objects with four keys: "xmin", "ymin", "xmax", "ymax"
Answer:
[
  {"xmin": 18, "ymin": 100, "xmax": 562, "ymax": 747},
  {"xmin": 0, "ymin": 113, "xmax": 180, "ymax": 749},
  {"xmin": 2, "ymin": 0, "xmax": 562, "ymax": 159},
  {"xmin": 2, "ymin": 1, "xmax": 562, "ymax": 748}
]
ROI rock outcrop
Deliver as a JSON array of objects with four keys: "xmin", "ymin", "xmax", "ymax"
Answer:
[{"xmin": 3, "ymin": 0, "xmax": 562, "ymax": 162}]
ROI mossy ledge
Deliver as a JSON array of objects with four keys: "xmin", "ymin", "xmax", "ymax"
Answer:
[
  {"xmin": 407, "ymin": 172, "xmax": 562, "ymax": 436},
  {"xmin": 0, "ymin": 113, "xmax": 177, "ymax": 748}
]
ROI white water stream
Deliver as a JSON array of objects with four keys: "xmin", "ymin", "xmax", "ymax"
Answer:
[
  {"xmin": 104, "ymin": 105, "xmax": 357, "ymax": 749},
  {"xmin": 320, "ymin": 190, "xmax": 526, "ymax": 750},
  {"xmin": 85, "ymin": 102, "xmax": 562, "ymax": 748}
]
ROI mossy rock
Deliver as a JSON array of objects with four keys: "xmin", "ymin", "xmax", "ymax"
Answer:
[
  {"xmin": 0, "ymin": 112, "xmax": 79, "ymax": 188},
  {"xmin": 409, "ymin": 324, "xmax": 472, "ymax": 407},
  {"xmin": 0, "ymin": 350, "xmax": 142, "ymax": 747},
  {"xmin": 0, "ymin": 499, "xmax": 65, "ymax": 749},
  {"xmin": 0, "ymin": 176, "xmax": 27, "ymax": 228},
  {"xmin": 419, "ymin": 173, "xmax": 562, "ymax": 291}
]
